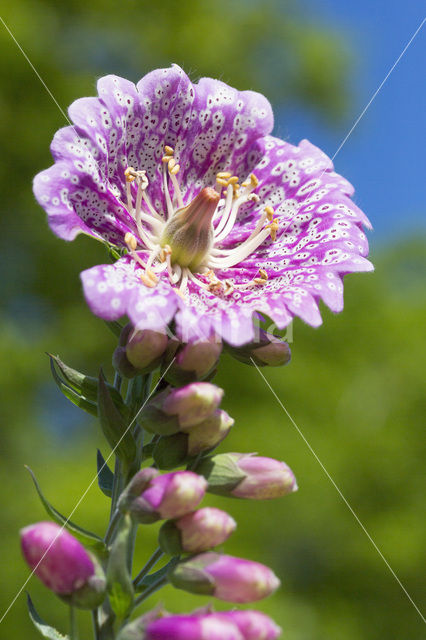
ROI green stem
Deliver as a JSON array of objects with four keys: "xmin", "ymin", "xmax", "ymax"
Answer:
[
  {"xmin": 104, "ymin": 509, "xmax": 122, "ymax": 546},
  {"xmin": 69, "ymin": 606, "xmax": 78, "ymax": 640},
  {"xmin": 91, "ymin": 610, "xmax": 100, "ymax": 640},
  {"xmin": 133, "ymin": 576, "xmax": 168, "ymax": 608},
  {"xmin": 133, "ymin": 547, "xmax": 164, "ymax": 587}
]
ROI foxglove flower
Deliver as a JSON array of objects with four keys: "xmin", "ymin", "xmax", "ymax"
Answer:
[
  {"xmin": 159, "ymin": 507, "xmax": 236, "ymax": 554},
  {"xmin": 197, "ymin": 453, "xmax": 297, "ymax": 499},
  {"xmin": 20, "ymin": 522, "xmax": 106, "ymax": 608},
  {"xmin": 218, "ymin": 610, "xmax": 281, "ymax": 640},
  {"xmin": 33, "ymin": 65, "xmax": 372, "ymax": 346},
  {"xmin": 168, "ymin": 552, "xmax": 280, "ymax": 603},
  {"xmin": 118, "ymin": 468, "xmax": 207, "ymax": 523},
  {"xmin": 142, "ymin": 613, "xmax": 244, "ymax": 640}
]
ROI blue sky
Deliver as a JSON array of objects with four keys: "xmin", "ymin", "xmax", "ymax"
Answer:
[{"xmin": 276, "ymin": 1, "xmax": 425, "ymax": 244}]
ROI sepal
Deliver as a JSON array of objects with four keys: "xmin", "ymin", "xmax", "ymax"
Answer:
[
  {"xmin": 195, "ymin": 454, "xmax": 247, "ymax": 495},
  {"xmin": 26, "ymin": 594, "xmax": 69, "ymax": 640},
  {"xmin": 96, "ymin": 449, "xmax": 114, "ymax": 498}
]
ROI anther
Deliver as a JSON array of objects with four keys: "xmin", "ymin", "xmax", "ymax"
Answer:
[
  {"xmin": 140, "ymin": 272, "xmax": 157, "ymax": 288},
  {"xmin": 168, "ymin": 158, "xmax": 176, "ymax": 171},
  {"xmin": 125, "ymin": 232, "xmax": 138, "ymax": 251},
  {"xmin": 216, "ymin": 171, "xmax": 232, "ymax": 179},
  {"xmin": 266, "ymin": 220, "xmax": 279, "ymax": 241},
  {"xmin": 170, "ymin": 164, "xmax": 180, "ymax": 175},
  {"xmin": 124, "ymin": 167, "xmax": 136, "ymax": 182},
  {"xmin": 164, "ymin": 145, "xmax": 174, "ymax": 155},
  {"xmin": 265, "ymin": 206, "xmax": 274, "ymax": 221},
  {"xmin": 216, "ymin": 177, "xmax": 229, "ymax": 187},
  {"xmin": 228, "ymin": 176, "xmax": 239, "ymax": 185}
]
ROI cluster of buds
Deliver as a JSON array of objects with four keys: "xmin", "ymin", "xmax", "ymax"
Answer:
[
  {"xmin": 21, "ymin": 323, "xmax": 297, "ymax": 638},
  {"xmin": 113, "ymin": 323, "xmax": 222, "ymax": 382},
  {"xmin": 139, "ymin": 381, "xmax": 233, "ymax": 468},
  {"xmin": 118, "ymin": 609, "xmax": 281, "ymax": 640}
]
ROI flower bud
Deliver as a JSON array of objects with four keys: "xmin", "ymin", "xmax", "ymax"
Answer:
[
  {"xmin": 196, "ymin": 453, "xmax": 297, "ymax": 499},
  {"xmin": 226, "ymin": 330, "xmax": 291, "ymax": 367},
  {"xmin": 168, "ymin": 552, "xmax": 280, "ymax": 603},
  {"xmin": 144, "ymin": 614, "xmax": 244, "ymax": 640},
  {"xmin": 20, "ymin": 522, "xmax": 106, "ymax": 608},
  {"xmin": 163, "ymin": 338, "xmax": 222, "ymax": 386},
  {"xmin": 218, "ymin": 611, "xmax": 282, "ymax": 640},
  {"xmin": 119, "ymin": 470, "xmax": 207, "ymax": 524},
  {"xmin": 159, "ymin": 507, "xmax": 236, "ymax": 555},
  {"xmin": 140, "ymin": 383, "xmax": 223, "ymax": 436},
  {"xmin": 113, "ymin": 324, "xmax": 168, "ymax": 377},
  {"xmin": 153, "ymin": 410, "xmax": 234, "ymax": 469}
]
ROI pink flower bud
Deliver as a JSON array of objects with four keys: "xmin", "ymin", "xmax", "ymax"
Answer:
[
  {"xmin": 231, "ymin": 454, "xmax": 297, "ymax": 499},
  {"xmin": 169, "ymin": 552, "xmax": 280, "ymax": 603},
  {"xmin": 163, "ymin": 383, "xmax": 224, "ymax": 430},
  {"xmin": 177, "ymin": 508, "xmax": 236, "ymax": 553},
  {"xmin": 145, "ymin": 614, "xmax": 244, "ymax": 640},
  {"xmin": 141, "ymin": 383, "xmax": 224, "ymax": 435},
  {"xmin": 121, "ymin": 470, "xmax": 207, "ymax": 523},
  {"xmin": 187, "ymin": 410, "xmax": 234, "ymax": 456},
  {"xmin": 218, "ymin": 610, "xmax": 281, "ymax": 640},
  {"xmin": 197, "ymin": 453, "xmax": 297, "ymax": 500},
  {"xmin": 20, "ymin": 522, "xmax": 94, "ymax": 594},
  {"xmin": 164, "ymin": 338, "xmax": 222, "ymax": 386},
  {"xmin": 159, "ymin": 507, "xmax": 236, "ymax": 554}
]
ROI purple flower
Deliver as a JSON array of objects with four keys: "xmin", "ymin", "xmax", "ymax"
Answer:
[
  {"xmin": 34, "ymin": 66, "xmax": 372, "ymax": 346},
  {"xmin": 20, "ymin": 521, "xmax": 94, "ymax": 594},
  {"xmin": 159, "ymin": 507, "xmax": 236, "ymax": 554},
  {"xmin": 169, "ymin": 552, "xmax": 280, "ymax": 603},
  {"xmin": 144, "ymin": 614, "xmax": 244, "ymax": 640},
  {"xmin": 119, "ymin": 469, "xmax": 207, "ymax": 523},
  {"xmin": 218, "ymin": 610, "xmax": 281, "ymax": 640}
]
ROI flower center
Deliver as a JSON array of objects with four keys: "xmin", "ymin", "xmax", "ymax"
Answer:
[
  {"xmin": 161, "ymin": 187, "xmax": 219, "ymax": 271},
  {"xmin": 122, "ymin": 146, "xmax": 280, "ymax": 298}
]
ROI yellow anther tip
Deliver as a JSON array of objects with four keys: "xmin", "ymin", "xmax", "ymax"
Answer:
[
  {"xmin": 124, "ymin": 232, "xmax": 138, "ymax": 251},
  {"xmin": 170, "ymin": 164, "xmax": 180, "ymax": 175},
  {"xmin": 164, "ymin": 145, "xmax": 174, "ymax": 155}
]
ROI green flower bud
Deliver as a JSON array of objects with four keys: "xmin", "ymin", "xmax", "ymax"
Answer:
[
  {"xmin": 226, "ymin": 330, "xmax": 291, "ymax": 367},
  {"xmin": 163, "ymin": 338, "xmax": 222, "ymax": 386}
]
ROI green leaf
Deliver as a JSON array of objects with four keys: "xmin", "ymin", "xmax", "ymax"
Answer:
[
  {"xmin": 26, "ymin": 594, "xmax": 69, "ymax": 640},
  {"xmin": 97, "ymin": 449, "xmax": 114, "ymax": 498},
  {"xmin": 26, "ymin": 466, "xmax": 107, "ymax": 557},
  {"xmin": 49, "ymin": 354, "xmax": 125, "ymax": 411},
  {"xmin": 98, "ymin": 371, "xmax": 136, "ymax": 467},
  {"xmin": 107, "ymin": 515, "xmax": 134, "ymax": 620},
  {"xmin": 135, "ymin": 557, "xmax": 179, "ymax": 592},
  {"xmin": 49, "ymin": 356, "xmax": 98, "ymax": 417}
]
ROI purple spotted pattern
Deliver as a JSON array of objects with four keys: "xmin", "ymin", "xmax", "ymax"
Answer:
[{"xmin": 33, "ymin": 65, "xmax": 373, "ymax": 346}]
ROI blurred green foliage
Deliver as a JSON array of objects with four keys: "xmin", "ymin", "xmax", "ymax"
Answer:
[{"xmin": 0, "ymin": 1, "xmax": 425, "ymax": 639}]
